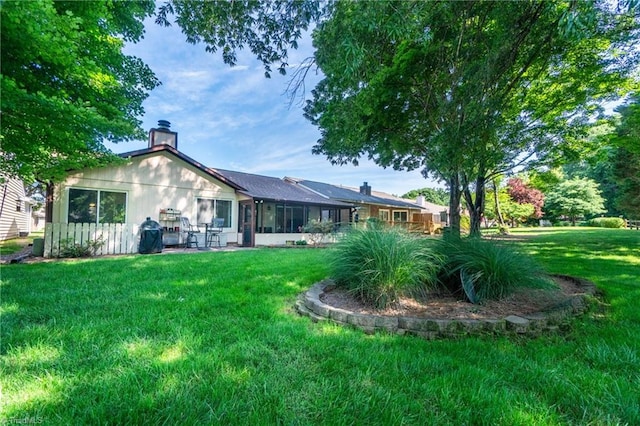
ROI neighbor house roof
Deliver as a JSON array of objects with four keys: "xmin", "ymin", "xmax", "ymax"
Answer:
[
  {"xmin": 214, "ymin": 169, "xmax": 353, "ymax": 207},
  {"xmin": 288, "ymin": 178, "xmax": 421, "ymax": 209}
]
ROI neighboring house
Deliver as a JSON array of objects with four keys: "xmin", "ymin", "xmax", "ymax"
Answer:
[
  {"xmin": 0, "ymin": 177, "xmax": 33, "ymax": 241},
  {"xmin": 287, "ymin": 178, "xmax": 444, "ymax": 232},
  {"xmin": 410, "ymin": 195, "xmax": 449, "ymax": 229}
]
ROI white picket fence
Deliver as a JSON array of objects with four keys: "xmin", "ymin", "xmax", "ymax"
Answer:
[{"xmin": 44, "ymin": 222, "xmax": 139, "ymax": 258}]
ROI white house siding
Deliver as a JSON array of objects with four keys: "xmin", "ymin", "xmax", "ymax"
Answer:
[
  {"xmin": 52, "ymin": 151, "xmax": 240, "ymax": 245},
  {"xmin": 0, "ymin": 177, "xmax": 31, "ymax": 240}
]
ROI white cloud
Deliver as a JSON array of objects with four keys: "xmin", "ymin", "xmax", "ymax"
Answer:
[{"xmin": 114, "ymin": 14, "xmax": 442, "ymax": 197}]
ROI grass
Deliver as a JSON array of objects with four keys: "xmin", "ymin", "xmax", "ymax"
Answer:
[
  {"xmin": 1, "ymin": 228, "xmax": 639, "ymax": 425},
  {"xmin": 0, "ymin": 231, "xmax": 42, "ymax": 256}
]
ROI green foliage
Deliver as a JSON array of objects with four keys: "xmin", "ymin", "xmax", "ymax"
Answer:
[
  {"xmin": 0, "ymin": 0, "xmax": 159, "ymax": 183},
  {"xmin": 328, "ymin": 227, "xmax": 443, "ymax": 309},
  {"xmin": 156, "ymin": 0, "xmax": 323, "ymax": 78},
  {"xmin": 303, "ymin": 219, "xmax": 334, "ymax": 245},
  {"xmin": 460, "ymin": 215, "xmax": 471, "ymax": 232},
  {"xmin": 57, "ymin": 237, "xmax": 105, "ymax": 258},
  {"xmin": 401, "ymin": 187, "xmax": 449, "ymax": 206},
  {"xmin": 587, "ymin": 217, "xmax": 626, "ymax": 228},
  {"xmin": 295, "ymin": 240, "xmax": 308, "ymax": 246},
  {"xmin": 544, "ymin": 177, "xmax": 607, "ymax": 224},
  {"xmin": 436, "ymin": 238, "xmax": 555, "ymax": 303},
  {"xmin": 611, "ymin": 97, "xmax": 640, "ymax": 219},
  {"xmin": 306, "ymin": 1, "xmax": 639, "ymax": 238}
]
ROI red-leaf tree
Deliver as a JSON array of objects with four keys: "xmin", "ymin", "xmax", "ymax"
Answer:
[{"xmin": 507, "ymin": 178, "xmax": 545, "ymax": 219}]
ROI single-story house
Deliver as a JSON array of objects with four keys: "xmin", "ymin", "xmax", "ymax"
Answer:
[
  {"xmin": 48, "ymin": 120, "xmax": 447, "ymax": 256},
  {"xmin": 1, "ymin": 177, "xmax": 34, "ymax": 241},
  {"xmin": 286, "ymin": 178, "xmax": 447, "ymax": 232},
  {"xmin": 48, "ymin": 121, "xmax": 353, "ymax": 255}
]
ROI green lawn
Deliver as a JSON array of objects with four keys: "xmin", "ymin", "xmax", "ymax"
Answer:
[{"xmin": 1, "ymin": 228, "xmax": 639, "ymax": 425}]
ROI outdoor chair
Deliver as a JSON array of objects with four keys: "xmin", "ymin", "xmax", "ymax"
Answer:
[
  {"xmin": 181, "ymin": 217, "xmax": 201, "ymax": 249},
  {"xmin": 206, "ymin": 217, "xmax": 224, "ymax": 247}
]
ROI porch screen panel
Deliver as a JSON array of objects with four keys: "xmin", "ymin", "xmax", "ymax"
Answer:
[
  {"xmin": 290, "ymin": 205, "xmax": 304, "ymax": 233},
  {"xmin": 68, "ymin": 189, "xmax": 98, "ymax": 223}
]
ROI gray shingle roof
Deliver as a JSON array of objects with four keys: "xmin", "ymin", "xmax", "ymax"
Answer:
[
  {"xmin": 294, "ymin": 179, "xmax": 421, "ymax": 209},
  {"xmin": 214, "ymin": 169, "xmax": 352, "ymax": 207}
]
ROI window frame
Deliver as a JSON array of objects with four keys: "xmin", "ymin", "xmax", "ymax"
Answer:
[
  {"xmin": 196, "ymin": 197, "xmax": 233, "ymax": 228},
  {"xmin": 67, "ymin": 188, "xmax": 127, "ymax": 224},
  {"xmin": 392, "ymin": 210, "xmax": 408, "ymax": 223}
]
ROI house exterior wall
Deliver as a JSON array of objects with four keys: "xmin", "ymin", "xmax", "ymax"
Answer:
[
  {"xmin": 0, "ymin": 177, "xmax": 31, "ymax": 240},
  {"xmin": 52, "ymin": 151, "xmax": 240, "ymax": 244}
]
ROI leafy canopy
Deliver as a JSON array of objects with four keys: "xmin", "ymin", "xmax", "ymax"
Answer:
[
  {"xmin": 304, "ymin": 0, "xmax": 639, "ymax": 236},
  {"xmin": 401, "ymin": 188, "xmax": 449, "ymax": 206},
  {"xmin": 0, "ymin": 0, "xmax": 160, "ymax": 183},
  {"xmin": 544, "ymin": 177, "xmax": 607, "ymax": 224},
  {"xmin": 155, "ymin": 0, "xmax": 323, "ymax": 78}
]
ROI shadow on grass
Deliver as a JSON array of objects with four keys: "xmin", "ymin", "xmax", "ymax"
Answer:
[{"xmin": 2, "ymin": 235, "xmax": 639, "ymax": 424}]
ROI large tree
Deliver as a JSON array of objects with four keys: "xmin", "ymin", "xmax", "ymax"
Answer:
[
  {"xmin": 544, "ymin": 177, "xmax": 606, "ymax": 224},
  {"xmin": 611, "ymin": 96, "xmax": 640, "ymax": 219},
  {"xmin": 1, "ymin": 0, "xmax": 160, "ymax": 185},
  {"xmin": 304, "ymin": 0, "xmax": 639, "ymax": 237}
]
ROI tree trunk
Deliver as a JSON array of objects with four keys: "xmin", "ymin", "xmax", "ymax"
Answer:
[
  {"xmin": 463, "ymin": 175, "xmax": 486, "ymax": 238},
  {"xmin": 447, "ymin": 174, "xmax": 462, "ymax": 238},
  {"xmin": 45, "ymin": 181, "xmax": 54, "ymax": 223},
  {"xmin": 492, "ymin": 178, "xmax": 506, "ymax": 227}
]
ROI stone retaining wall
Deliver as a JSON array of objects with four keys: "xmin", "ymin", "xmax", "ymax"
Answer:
[{"xmin": 295, "ymin": 276, "xmax": 597, "ymax": 339}]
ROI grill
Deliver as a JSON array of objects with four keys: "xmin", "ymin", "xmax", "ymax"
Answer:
[{"xmin": 138, "ymin": 217, "xmax": 163, "ymax": 254}]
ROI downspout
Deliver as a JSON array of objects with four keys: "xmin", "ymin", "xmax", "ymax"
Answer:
[{"xmin": 0, "ymin": 183, "xmax": 7, "ymax": 219}]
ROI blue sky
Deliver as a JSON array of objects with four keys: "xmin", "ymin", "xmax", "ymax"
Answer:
[{"xmin": 106, "ymin": 16, "xmax": 440, "ymax": 197}]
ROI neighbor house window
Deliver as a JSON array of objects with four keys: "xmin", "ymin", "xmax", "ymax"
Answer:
[
  {"xmin": 68, "ymin": 189, "xmax": 126, "ymax": 224},
  {"xmin": 379, "ymin": 210, "xmax": 390, "ymax": 222},
  {"xmin": 392, "ymin": 211, "xmax": 408, "ymax": 222},
  {"xmin": 197, "ymin": 198, "xmax": 232, "ymax": 227}
]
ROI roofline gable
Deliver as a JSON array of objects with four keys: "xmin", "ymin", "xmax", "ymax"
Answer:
[{"xmin": 119, "ymin": 145, "xmax": 245, "ymax": 191}]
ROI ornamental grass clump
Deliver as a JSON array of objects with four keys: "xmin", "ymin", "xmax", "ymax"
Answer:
[
  {"xmin": 437, "ymin": 237, "xmax": 555, "ymax": 303},
  {"xmin": 329, "ymin": 226, "xmax": 443, "ymax": 309}
]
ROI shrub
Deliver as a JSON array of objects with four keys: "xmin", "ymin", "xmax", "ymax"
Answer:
[
  {"xmin": 303, "ymin": 219, "xmax": 334, "ymax": 245},
  {"xmin": 436, "ymin": 238, "xmax": 555, "ymax": 303},
  {"xmin": 57, "ymin": 237, "xmax": 104, "ymax": 258},
  {"xmin": 329, "ymin": 227, "xmax": 443, "ymax": 309},
  {"xmin": 587, "ymin": 217, "xmax": 625, "ymax": 228}
]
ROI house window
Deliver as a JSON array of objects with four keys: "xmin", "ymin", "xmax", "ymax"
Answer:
[
  {"xmin": 68, "ymin": 189, "xmax": 126, "ymax": 224},
  {"xmin": 197, "ymin": 198, "xmax": 232, "ymax": 227},
  {"xmin": 379, "ymin": 210, "xmax": 390, "ymax": 222},
  {"xmin": 16, "ymin": 200, "xmax": 21, "ymax": 212},
  {"xmin": 393, "ymin": 210, "xmax": 408, "ymax": 222}
]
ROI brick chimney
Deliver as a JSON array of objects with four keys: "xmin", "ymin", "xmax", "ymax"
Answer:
[
  {"xmin": 359, "ymin": 182, "xmax": 372, "ymax": 196},
  {"xmin": 148, "ymin": 120, "xmax": 178, "ymax": 149}
]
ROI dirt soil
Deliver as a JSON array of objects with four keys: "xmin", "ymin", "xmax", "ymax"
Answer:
[{"xmin": 320, "ymin": 276, "xmax": 589, "ymax": 320}]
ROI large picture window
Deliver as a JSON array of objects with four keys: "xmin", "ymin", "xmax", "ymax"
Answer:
[
  {"xmin": 68, "ymin": 189, "xmax": 126, "ymax": 224},
  {"xmin": 197, "ymin": 198, "xmax": 232, "ymax": 227}
]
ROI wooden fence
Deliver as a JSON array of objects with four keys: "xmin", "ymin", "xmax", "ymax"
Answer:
[
  {"xmin": 627, "ymin": 219, "xmax": 640, "ymax": 230},
  {"xmin": 44, "ymin": 222, "xmax": 139, "ymax": 258}
]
